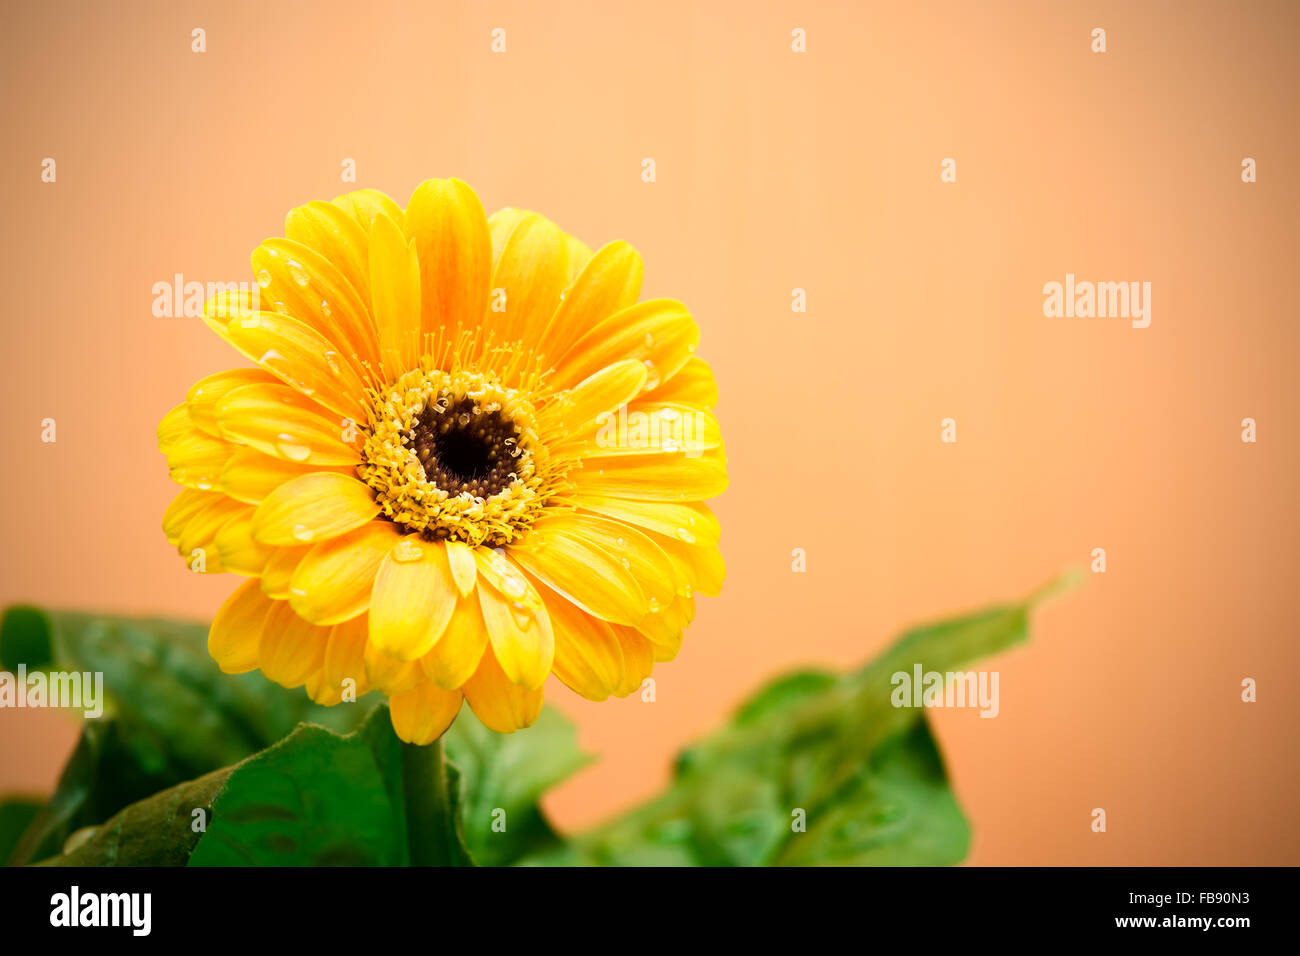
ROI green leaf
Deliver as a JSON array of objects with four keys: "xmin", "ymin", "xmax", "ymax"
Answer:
[
  {"xmin": 527, "ymin": 582, "xmax": 1060, "ymax": 866},
  {"xmin": 0, "ymin": 799, "xmax": 42, "ymax": 864},
  {"xmin": 0, "ymin": 604, "xmax": 377, "ymax": 863},
  {"xmin": 188, "ymin": 706, "xmax": 405, "ymax": 866},
  {"xmin": 443, "ymin": 705, "xmax": 590, "ymax": 866}
]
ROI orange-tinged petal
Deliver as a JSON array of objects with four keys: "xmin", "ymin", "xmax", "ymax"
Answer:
[
  {"xmin": 462, "ymin": 647, "xmax": 544, "ymax": 733},
  {"xmin": 369, "ymin": 212, "xmax": 423, "ymax": 374},
  {"xmin": 364, "ymin": 638, "xmax": 425, "ymax": 695},
  {"xmin": 323, "ymin": 615, "xmax": 371, "ymax": 698},
  {"xmin": 511, "ymin": 528, "xmax": 646, "ymax": 626},
  {"xmin": 388, "ymin": 682, "xmax": 463, "ymax": 745},
  {"xmin": 289, "ymin": 522, "xmax": 399, "ymax": 625},
  {"xmin": 369, "ymin": 536, "xmax": 458, "ymax": 661},
  {"xmin": 251, "ymin": 472, "xmax": 379, "ymax": 546},
  {"xmin": 216, "ymin": 383, "xmax": 360, "ymax": 466},
  {"xmin": 486, "ymin": 212, "xmax": 570, "ymax": 349},
  {"xmin": 404, "ymin": 178, "xmax": 492, "ymax": 339},
  {"xmin": 646, "ymin": 531, "xmax": 726, "ymax": 597},
  {"xmin": 260, "ymin": 544, "xmax": 312, "ymax": 599},
  {"xmin": 252, "ymin": 238, "xmax": 379, "ymax": 372},
  {"xmin": 213, "ymin": 507, "xmax": 273, "ymax": 575},
  {"xmin": 611, "ymin": 626, "xmax": 655, "ymax": 697},
  {"xmin": 420, "ymin": 593, "xmax": 489, "ymax": 689},
  {"xmin": 164, "ymin": 428, "xmax": 233, "ymax": 491},
  {"xmin": 284, "ymin": 199, "xmax": 374, "ymax": 305},
  {"xmin": 222, "ymin": 311, "xmax": 367, "ymax": 421},
  {"xmin": 305, "ymin": 667, "xmax": 345, "ymax": 706},
  {"xmin": 476, "ymin": 569, "xmax": 554, "ymax": 690},
  {"xmin": 163, "ymin": 488, "xmax": 217, "ymax": 545},
  {"xmin": 551, "ymin": 298, "xmax": 696, "ymax": 394},
  {"xmin": 258, "ymin": 600, "xmax": 329, "ymax": 689},
  {"xmin": 544, "ymin": 592, "xmax": 624, "ymax": 702},
  {"xmin": 532, "ymin": 513, "xmax": 675, "ymax": 609},
  {"xmin": 209, "ymin": 578, "xmax": 273, "ymax": 673},
  {"xmin": 178, "ymin": 496, "xmax": 245, "ymax": 565},
  {"xmin": 539, "ymin": 241, "xmax": 644, "ymax": 361},
  {"xmin": 557, "ymin": 402, "xmax": 722, "ymax": 459}
]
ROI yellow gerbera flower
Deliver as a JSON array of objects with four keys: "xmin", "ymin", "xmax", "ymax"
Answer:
[{"xmin": 158, "ymin": 178, "xmax": 725, "ymax": 744}]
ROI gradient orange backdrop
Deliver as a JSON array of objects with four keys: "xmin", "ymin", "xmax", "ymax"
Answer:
[{"xmin": 2, "ymin": 0, "xmax": 1297, "ymax": 865}]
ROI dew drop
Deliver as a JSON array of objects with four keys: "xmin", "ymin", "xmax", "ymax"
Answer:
[
  {"xmin": 647, "ymin": 596, "xmax": 662, "ymax": 613},
  {"xmin": 675, "ymin": 527, "xmax": 697, "ymax": 543},
  {"xmin": 255, "ymin": 269, "xmax": 272, "ymax": 289},
  {"xmin": 276, "ymin": 434, "xmax": 312, "ymax": 461},
  {"xmin": 393, "ymin": 540, "xmax": 424, "ymax": 562},
  {"xmin": 286, "ymin": 260, "xmax": 311, "ymax": 287},
  {"xmin": 643, "ymin": 332, "xmax": 655, "ymax": 349},
  {"xmin": 292, "ymin": 523, "xmax": 315, "ymax": 542},
  {"xmin": 642, "ymin": 360, "xmax": 661, "ymax": 391}
]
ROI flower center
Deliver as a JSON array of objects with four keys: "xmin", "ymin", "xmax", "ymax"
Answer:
[
  {"xmin": 358, "ymin": 368, "xmax": 557, "ymax": 547},
  {"xmin": 411, "ymin": 397, "xmax": 522, "ymax": 500}
]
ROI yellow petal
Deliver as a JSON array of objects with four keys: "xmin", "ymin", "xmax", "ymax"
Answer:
[
  {"xmin": 388, "ymin": 682, "xmax": 463, "ymax": 745},
  {"xmin": 157, "ymin": 402, "xmax": 192, "ymax": 453},
  {"xmin": 164, "ymin": 428, "xmax": 233, "ymax": 492},
  {"xmin": 163, "ymin": 489, "xmax": 216, "ymax": 545},
  {"xmin": 533, "ymin": 513, "xmax": 676, "ymax": 609},
  {"xmin": 368, "ymin": 212, "xmax": 423, "ymax": 375},
  {"xmin": 185, "ymin": 368, "xmax": 277, "ymax": 437},
  {"xmin": 209, "ymin": 578, "xmax": 273, "ymax": 673},
  {"xmin": 178, "ymin": 496, "xmax": 245, "ymax": 566},
  {"xmin": 404, "ymin": 178, "xmax": 492, "ymax": 338},
  {"xmin": 304, "ymin": 667, "xmax": 345, "ymax": 706},
  {"xmin": 444, "ymin": 539, "xmax": 477, "ymax": 597},
  {"xmin": 252, "ymin": 238, "xmax": 379, "ymax": 372},
  {"xmin": 284, "ymin": 199, "xmax": 374, "ymax": 305},
  {"xmin": 476, "ymin": 566, "xmax": 554, "ymax": 690},
  {"xmin": 251, "ymin": 472, "xmax": 379, "ymax": 546},
  {"xmin": 258, "ymin": 600, "xmax": 329, "ymax": 688},
  {"xmin": 420, "ymin": 593, "xmax": 489, "ymax": 690},
  {"xmin": 289, "ymin": 522, "xmax": 399, "ymax": 625},
  {"xmin": 368, "ymin": 537, "xmax": 458, "ymax": 661},
  {"xmin": 557, "ymin": 402, "xmax": 722, "ymax": 459},
  {"xmin": 216, "ymin": 383, "xmax": 360, "ymax": 466},
  {"xmin": 260, "ymin": 544, "xmax": 312, "ymax": 599},
  {"xmin": 323, "ymin": 615, "xmax": 372, "ymax": 698},
  {"xmin": 364, "ymin": 638, "xmax": 425, "ymax": 695},
  {"xmin": 510, "ymin": 528, "xmax": 646, "ymax": 626},
  {"xmin": 213, "ymin": 507, "xmax": 274, "ymax": 575},
  {"xmin": 541, "ymin": 359, "xmax": 646, "ymax": 441},
  {"xmin": 332, "ymin": 188, "xmax": 404, "ymax": 231},
  {"xmin": 551, "ymin": 298, "xmax": 696, "ymax": 393},
  {"xmin": 221, "ymin": 311, "xmax": 367, "ymax": 421},
  {"xmin": 610, "ymin": 626, "xmax": 655, "ymax": 697},
  {"xmin": 578, "ymin": 496, "xmax": 720, "ymax": 548},
  {"xmin": 568, "ymin": 448, "xmax": 728, "ymax": 501},
  {"xmin": 462, "ymin": 647, "xmax": 544, "ymax": 733},
  {"xmin": 486, "ymin": 212, "xmax": 570, "ymax": 349},
  {"xmin": 539, "ymin": 241, "xmax": 643, "ymax": 361},
  {"xmin": 544, "ymin": 591, "xmax": 624, "ymax": 702},
  {"xmin": 646, "ymin": 532, "xmax": 726, "ymax": 597},
  {"xmin": 219, "ymin": 448, "xmax": 350, "ymax": 505},
  {"xmin": 644, "ymin": 356, "xmax": 718, "ymax": 409}
]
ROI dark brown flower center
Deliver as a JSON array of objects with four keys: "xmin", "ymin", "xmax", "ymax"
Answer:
[{"xmin": 410, "ymin": 396, "xmax": 523, "ymax": 500}]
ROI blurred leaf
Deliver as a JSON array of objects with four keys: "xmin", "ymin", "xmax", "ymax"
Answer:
[
  {"xmin": 526, "ymin": 585, "xmax": 1054, "ymax": 866},
  {"xmin": 0, "ymin": 799, "xmax": 42, "ymax": 864},
  {"xmin": 443, "ymin": 706, "xmax": 590, "ymax": 866},
  {"xmin": 0, "ymin": 604, "xmax": 376, "ymax": 863}
]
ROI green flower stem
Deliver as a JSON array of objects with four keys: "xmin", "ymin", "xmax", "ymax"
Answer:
[{"xmin": 401, "ymin": 736, "xmax": 455, "ymax": 866}]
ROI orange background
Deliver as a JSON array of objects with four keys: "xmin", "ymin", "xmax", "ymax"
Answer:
[{"xmin": 2, "ymin": 0, "xmax": 1297, "ymax": 865}]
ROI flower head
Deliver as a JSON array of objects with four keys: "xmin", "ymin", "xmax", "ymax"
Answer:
[{"xmin": 159, "ymin": 179, "xmax": 725, "ymax": 743}]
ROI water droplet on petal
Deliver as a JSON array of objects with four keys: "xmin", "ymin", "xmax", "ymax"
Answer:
[
  {"xmin": 643, "ymin": 332, "xmax": 655, "ymax": 349},
  {"xmin": 642, "ymin": 360, "xmax": 660, "ymax": 391},
  {"xmin": 292, "ymin": 523, "xmax": 315, "ymax": 542},
  {"xmin": 647, "ymin": 596, "xmax": 661, "ymax": 612},
  {"xmin": 675, "ymin": 527, "xmax": 696, "ymax": 543},
  {"xmin": 255, "ymin": 269, "xmax": 272, "ymax": 289},
  {"xmin": 276, "ymin": 434, "xmax": 311, "ymax": 461},
  {"xmin": 286, "ymin": 260, "xmax": 311, "ymax": 287},
  {"xmin": 393, "ymin": 540, "xmax": 424, "ymax": 562}
]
